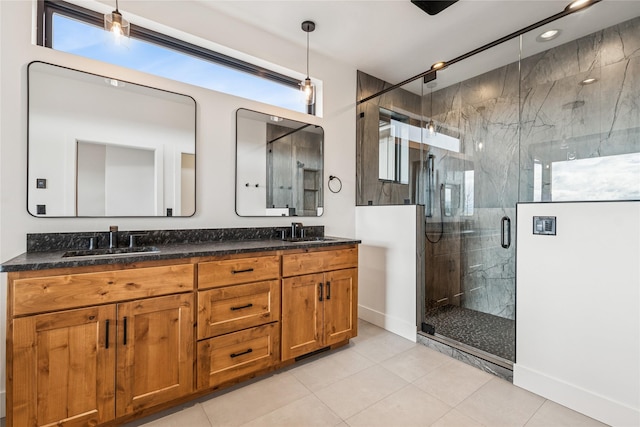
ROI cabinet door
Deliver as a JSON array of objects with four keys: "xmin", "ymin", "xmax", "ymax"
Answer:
[
  {"xmin": 116, "ymin": 293, "xmax": 194, "ymax": 417},
  {"xmin": 324, "ymin": 268, "xmax": 358, "ymax": 346},
  {"xmin": 281, "ymin": 273, "xmax": 324, "ymax": 361},
  {"xmin": 12, "ymin": 305, "xmax": 116, "ymax": 427}
]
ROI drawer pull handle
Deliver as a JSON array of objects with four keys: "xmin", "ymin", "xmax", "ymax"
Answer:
[
  {"xmin": 319, "ymin": 283, "xmax": 323, "ymax": 301},
  {"xmin": 105, "ymin": 319, "xmax": 110, "ymax": 349},
  {"xmin": 123, "ymin": 316, "xmax": 127, "ymax": 346},
  {"xmin": 230, "ymin": 303, "xmax": 253, "ymax": 311},
  {"xmin": 232, "ymin": 268, "xmax": 254, "ymax": 274},
  {"xmin": 230, "ymin": 348, "xmax": 253, "ymax": 358},
  {"xmin": 326, "ymin": 281, "xmax": 331, "ymax": 300}
]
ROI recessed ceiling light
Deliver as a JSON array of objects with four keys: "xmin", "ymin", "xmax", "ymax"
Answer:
[
  {"xmin": 565, "ymin": 0, "xmax": 597, "ymax": 12},
  {"xmin": 269, "ymin": 116, "xmax": 283, "ymax": 122},
  {"xmin": 580, "ymin": 77, "xmax": 598, "ymax": 85},
  {"xmin": 537, "ymin": 29, "xmax": 561, "ymax": 42}
]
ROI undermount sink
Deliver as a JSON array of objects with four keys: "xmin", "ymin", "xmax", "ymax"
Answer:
[
  {"xmin": 62, "ymin": 246, "xmax": 160, "ymax": 258},
  {"xmin": 283, "ymin": 237, "xmax": 335, "ymax": 243}
]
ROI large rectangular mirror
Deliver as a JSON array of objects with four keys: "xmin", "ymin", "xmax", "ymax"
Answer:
[
  {"xmin": 236, "ymin": 108, "xmax": 323, "ymax": 216},
  {"xmin": 28, "ymin": 61, "xmax": 196, "ymax": 217}
]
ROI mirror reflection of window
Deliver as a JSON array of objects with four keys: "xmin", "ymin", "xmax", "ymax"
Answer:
[{"xmin": 378, "ymin": 109, "xmax": 409, "ymax": 184}]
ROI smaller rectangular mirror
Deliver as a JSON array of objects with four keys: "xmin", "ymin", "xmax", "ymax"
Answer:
[{"xmin": 236, "ymin": 108, "xmax": 324, "ymax": 217}]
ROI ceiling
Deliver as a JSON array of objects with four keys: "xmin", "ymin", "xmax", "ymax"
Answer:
[{"xmin": 196, "ymin": 0, "xmax": 640, "ymax": 90}]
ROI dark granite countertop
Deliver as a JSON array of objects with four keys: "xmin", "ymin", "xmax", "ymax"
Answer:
[{"xmin": 0, "ymin": 236, "xmax": 360, "ymax": 272}]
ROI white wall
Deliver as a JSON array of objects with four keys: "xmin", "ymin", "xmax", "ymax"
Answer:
[
  {"xmin": 0, "ymin": 0, "xmax": 357, "ymax": 418},
  {"xmin": 514, "ymin": 201, "xmax": 640, "ymax": 426},
  {"xmin": 355, "ymin": 205, "xmax": 421, "ymax": 341}
]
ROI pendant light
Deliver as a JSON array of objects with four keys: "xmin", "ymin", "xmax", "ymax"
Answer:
[
  {"xmin": 300, "ymin": 20, "xmax": 316, "ymax": 108},
  {"xmin": 104, "ymin": 0, "xmax": 130, "ymax": 38}
]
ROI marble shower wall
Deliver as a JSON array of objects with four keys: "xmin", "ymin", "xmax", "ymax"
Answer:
[
  {"xmin": 519, "ymin": 16, "xmax": 640, "ymax": 201},
  {"xmin": 356, "ymin": 71, "xmax": 425, "ymax": 206}
]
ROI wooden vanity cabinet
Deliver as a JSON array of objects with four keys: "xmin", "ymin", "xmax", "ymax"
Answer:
[
  {"xmin": 196, "ymin": 255, "xmax": 281, "ymax": 389},
  {"xmin": 6, "ymin": 244, "xmax": 359, "ymax": 426},
  {"xmin": 281, "ymin": 247, "xmax": 358, "ymax": 361},
  {"xmin": 7, "ymin": 263, "xmax": 194, "ymax": 427}
]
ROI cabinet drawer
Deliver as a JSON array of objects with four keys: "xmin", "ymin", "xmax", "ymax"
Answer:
[
  {"xmin": 198, "ymin": 256, "xmax": 280, "ymax": 289},
  {"xmin": 12, "ymin": 264, "xmax": 194, "ymax": 316},
  {"xmin": 197, "ymin": 323, "xmax": 279, "ymax": 389},
  {"xmin": 282, "ymin": 247, "xmax": 358, "ymax": 277},
  {"xmin": 198, "ymin": 280, "xmax": 280, "ymax": 339}
]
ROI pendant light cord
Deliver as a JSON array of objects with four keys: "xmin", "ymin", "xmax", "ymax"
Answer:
[{"xmin": 306, "ymin": 30, "xmax": 310, "ymax": 78}]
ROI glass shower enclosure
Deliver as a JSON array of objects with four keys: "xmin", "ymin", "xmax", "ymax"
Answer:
[{"xmin": 357, "ymin": 4, "xmax": 640, "ymax": 368}]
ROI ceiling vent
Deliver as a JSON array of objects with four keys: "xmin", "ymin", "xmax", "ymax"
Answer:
[{"xmin": 411, "ymin": 1, "xmax": 459, "ymax": 15}]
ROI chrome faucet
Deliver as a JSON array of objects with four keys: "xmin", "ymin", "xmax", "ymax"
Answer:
[
  {"xmin": 109, "ymin": 225, "xmax": 119, "ymax": 249},
  {"xmin": 291, "ymin": 222, "xmax": 303, "ymax": 240}
]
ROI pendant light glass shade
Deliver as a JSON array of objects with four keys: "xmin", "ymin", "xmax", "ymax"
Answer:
[
  {"xmin": 300, "ymin": 21, "xmax": 316, "ymax": 108},
  {"xmin": 427, "ymin": 119, "xmax": 435, "ymax": 136},
  {"xmin": 104, "ymin": 0, "xmax": 130, "ymax": 38},
  {"xmin": 300, "ymin": 77, "xmax": 316, "ymax": 106}
]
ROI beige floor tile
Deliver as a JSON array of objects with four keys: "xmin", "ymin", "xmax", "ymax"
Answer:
[
  {"xmin": 430, "ymin": 409, "xmax": 484, "ymax": 427},
  {"xmin": 201, "ymin": 371, "xmax": 311, "ymax": 427},
  {"xmin": 291, "ymin": 346, "xmax": 375, "ymax": 391},
  {"xmin": 413, "ymin": 359, "xmax": 493, "ymax": 407},
  {"xmin": 315, "ymin": 364, "xmax": 408, "ymax": 419},
  {"xmin": 525, "ymin": 400, "xmax": 608, "ymax": 427},
  {"xmin": 129, "ymin": 403, "xmax": 212, "ymax": 427},
  {"xmin": 352, "ymin": 330, "xmax": 417, "ymax": 363},
  {"xmin": 241, "ymin": 395, "xmax": 342, "ymax": 427},
  {"xmin": 346, "ymin": 384, "xmax": 451, "ymax": 427},
  {"xmin": 381, "ymin": 345, "xmax": 452, "ymax": 382},
  {"xmin": 457, "ymin": 378, "xmax": 545, "ymax": 427},
  {"xmin": 351, "ymin": 319, "xmax": 389, "ymax": 344}
]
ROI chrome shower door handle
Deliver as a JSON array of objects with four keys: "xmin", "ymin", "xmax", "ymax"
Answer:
[{"xmin": 501, "ymin": 216, "xmax": 511, "ymax": 249}]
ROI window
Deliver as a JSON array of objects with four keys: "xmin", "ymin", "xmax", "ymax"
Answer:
[
  {"xmin": 551, "ymin": 153, "xmax": 640, "ymax": 201},
  {"xmin": 39, "ymin": 1, "xmax": 313, "ymax": 115}
]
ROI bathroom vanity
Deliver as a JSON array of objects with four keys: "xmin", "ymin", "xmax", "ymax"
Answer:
[{"xmin": 2, "ymin": 229, "xmax": 359, "ymax": 427}]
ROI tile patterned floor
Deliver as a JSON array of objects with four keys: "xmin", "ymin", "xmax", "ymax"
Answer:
[{"xmin": 122, "ymin": 320, "xmax": 606, "ymax": 427}]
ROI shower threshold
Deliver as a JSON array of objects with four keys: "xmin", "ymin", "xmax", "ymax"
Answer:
[
  {"xmin": 422, "ymin": 304, "xmax": 515, "ymax": 370},
  {"xmin": 418, "ymin": 330, "xmax": 513, "ymax": 371}
]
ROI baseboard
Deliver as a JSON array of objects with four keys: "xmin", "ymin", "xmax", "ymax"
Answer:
[
  {"xmin": 514, "ymin": 364, "xmax": 640, "ymax": 426},
  {"xmin": 0, "ymin": 389, "xmax": 5, "ymax": 418},
  {"xmin": 358, "ymin": 305, "xmax": 417, "ymax": 342}
]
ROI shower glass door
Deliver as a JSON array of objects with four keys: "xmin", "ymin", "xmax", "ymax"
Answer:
[{"xmin": 421, "ymin": 38, "xmax": 521, "ymax": 364}]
